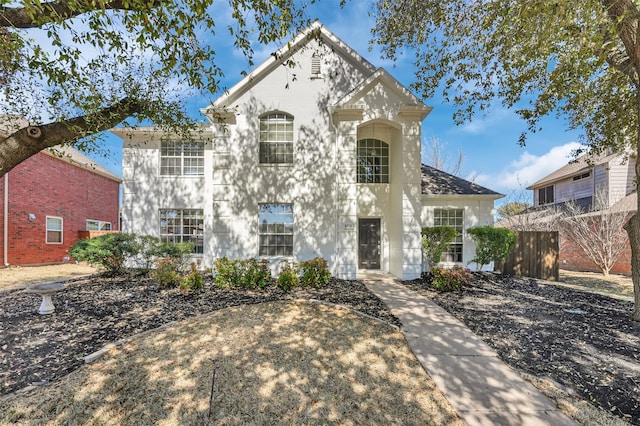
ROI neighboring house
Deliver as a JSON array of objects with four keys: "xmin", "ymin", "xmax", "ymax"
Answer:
[
  {"xmin": 113, "ymin": 23, "xmax": 502, "ymax": 280},
  {"xmin": 523, "ymin": 151, "xmax": 636, "ymax": 274},
  {"xmin": 0, "ymin": 145, "xmax": 121, "ymax": 266},
  {"xmin": 528, "ymin": 151, "xmax": 635, "ymax": 210}
]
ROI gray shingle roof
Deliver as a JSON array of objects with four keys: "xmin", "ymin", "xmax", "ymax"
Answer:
[
  {"xmin": 527, "ymin": 151, "xmax": 617, "ymax": 189},
  {"xmin": 421, "ymin": 164, "xmax": 502, "ymax": 196}
]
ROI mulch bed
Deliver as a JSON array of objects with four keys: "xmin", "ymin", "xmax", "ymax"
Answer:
[
  {"xmin": 0, "ymin": 274, "xmax": 400, "ymax": 397},
  {"xmin": 404, "ymin": 272, "xmax": 640, "ymax": 425}
]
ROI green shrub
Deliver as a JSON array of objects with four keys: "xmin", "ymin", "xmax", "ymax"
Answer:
[
  {"xmin": 132, "ymin": 235, "xmax": 162, "ymax": 273},
  {"xmin": 421, "ymin": 226, "xmax": 457, "ymax": 271},
  {"xmin": 467, "ymin": 226, "xmax": 517, "ymax": 271},
  {"xmin": 180, "ymin": 262, "xmax": 204, "ymax": 294},
  {"xmin": 242, "ymin": 258, "xmax": 272, "ymax": 288},
  {"xmin": 431, "ymin": 265, "xmax": 472, "ymax": 291},
  {"xmin": 213, "ymin": 257, "xmax": 272, "ymax": 288},
  {"xmin": 277, "ymin": 260, "xmax": 299, "ymax": 291},
  {"xmin": 154, "ymin": 241, "xmax": 194, "ymax": 271},
  {"xmin": 214, "ymin": 257, "xmax": 242, "ymax": 288},
  {"xmin": 152, "ymin": 256, "xmax": 182, "ymax": 288},
  {"xmin": 299, "ymin": 257, "xmax": 331, "ymax": 287},
  {"xmin": 69, "ymin": 233, "xmax": 138, "ymax": 274}
]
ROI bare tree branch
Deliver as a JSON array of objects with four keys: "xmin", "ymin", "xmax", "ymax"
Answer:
[{"xmin": 0, "ymin": 97, "xmax": 141, "ymax": 175}]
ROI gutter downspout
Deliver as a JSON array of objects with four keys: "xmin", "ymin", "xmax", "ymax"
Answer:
[{"xmin": 4, "ymin": 174, "xmax": 8, "ymax": 266}]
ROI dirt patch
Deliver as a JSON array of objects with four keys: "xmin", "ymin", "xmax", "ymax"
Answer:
[
  {"xmin": 404, "ymin": 273, "xmax": 640, "ymax": 425},
  {"xmin": 0, "ymin": 264, "xmax": 100, "ymax": 291},
  {"xmin": 0, "ymin": 301, "xmax": 462, "ymax": 425}
]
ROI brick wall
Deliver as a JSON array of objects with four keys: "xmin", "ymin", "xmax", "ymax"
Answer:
[
  {"xmin": 0, "ymin": 153, "xmax": 120, "ymax": 265},
  {"xmin": 559, "ymin": 232, "xmax": 632, "ymax": 276}
]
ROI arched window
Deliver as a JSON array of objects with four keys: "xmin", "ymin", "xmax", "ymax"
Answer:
[
  {"xmin": 259, "ymin": 112, "xmax": 294, "ymax": 164},
  {"xmin": 357, "ymin": 138, "xmax": 389, "ymax": 183}
]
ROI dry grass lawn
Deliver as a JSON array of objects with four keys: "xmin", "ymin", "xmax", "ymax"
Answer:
[
  {"xmin": 0, "ymin": 301, "xmax": 462, "ymax": 425},
  {"xmin": 0, "ymin": 264, "xmax": 100, "ymax": 291}
]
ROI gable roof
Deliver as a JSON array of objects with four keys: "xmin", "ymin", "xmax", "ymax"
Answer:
[
  {"xmin": 202, "ymin": 22, "xmax": 377, "ymax": 116},
  {"xmin": 527, "ymin": 151, "xmax": 618, "ymax": 189},
  {"xmin": 421, "ymin": 164, "xmax": 502, "ymax": 197},
  {"xmin": 43, "ymin": 146, "xmax": 121, "ymax": 182},
  {"xmin": 334, "ymin": 68, "xmax": 431, "ymax": 117}
]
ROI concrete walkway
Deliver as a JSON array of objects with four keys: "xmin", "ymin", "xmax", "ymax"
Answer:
[{"xmin": 363, "ymin": 275, "xmax": 576, "ymax": 426}]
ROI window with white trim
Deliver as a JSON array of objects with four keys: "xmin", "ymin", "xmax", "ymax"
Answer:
[
  {"xmin": 160, "ymin": 140, "xmax": 204, "ymax": 176},
  {"xmin": 159, "ymin": 209, "xmax": 204, "ymax": 254},
  {"xmin": 259, "ymin": 113, "xmax": 294, "ymax": 164},
  {"xmin": 357, "ymin": 138, "xmax": 389, "ymax": 183},
  {"xmin": 86, "ymin": 220, "xmax": 112, "ymax": 231},
  {"xmin": 259, "ymin": 204, "xmax": 293, "ymax": 256},
  {"xmin": 434, "ymin": 209, "xmax": 463, "ymax": 263},
  {"xmin": 46, "ymin": 216, "xmax": 63, "ymax": 244}
]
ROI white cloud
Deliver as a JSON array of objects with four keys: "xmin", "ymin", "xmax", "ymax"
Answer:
[{"xmin": 473, "ymin": 141, "xmax": 583, "ymax": 192}]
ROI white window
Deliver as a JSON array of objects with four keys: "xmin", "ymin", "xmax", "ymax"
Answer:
[
  {"xmin": 357, "ymin": 139, "xmax": 389, "ymax": 183},
  {"xmin": 259, "ymin": 204, "xmax": 293, "ymax": 256},
  {"xmin": 86, "ymin": 220, "xmax": 112, "ymax": 231},
  {"xmin": 160, "ymin": 140, "xmax": 204, "ymax": 176},
  {"xmin": 434, "ymin": 209, "xmax": 463, "ymax": 263},
  {"xmin": 311, "ymin": 55, "xmax": 321, "ymax": 78},
  {"xmin": 259, "ymin": 113, "xmax": 294, "ymax": 164},
  {"xmin": 46, "ymin": 216, "xmax": 63, "ymax": 244},
  {"xmin": 572, "ymin": 172, "xmax": 591, "ymax": 181},
  {"xmin": 159, "ymin": 209, "xmax": 204, "ymax": 254}
]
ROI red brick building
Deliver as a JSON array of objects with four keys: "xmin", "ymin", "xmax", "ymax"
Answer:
[{"xmin": 0, "ymin": 148, "xmax": 120, "ymax": 265}]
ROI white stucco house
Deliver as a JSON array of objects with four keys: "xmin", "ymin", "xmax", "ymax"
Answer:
[{"xmin": 113, "ymin": 23, "xmax": 503, "ymax": 280}]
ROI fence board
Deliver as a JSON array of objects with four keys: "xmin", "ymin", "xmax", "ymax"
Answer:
[{"xmin": 496, "ymin": 231, "xmax": 559, "ymax": 281}]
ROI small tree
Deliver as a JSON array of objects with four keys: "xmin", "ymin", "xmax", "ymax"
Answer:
[
  {"xmin": 421, "ymin": 226, "xmax": 457, "ymax": 271},
  {"xmin": 560, "ymin": 188, "xmax": 629, "ymax": 276},
  {"xmin": 467, "ymin": 226, "xmax": 517, "ymax": 271}
]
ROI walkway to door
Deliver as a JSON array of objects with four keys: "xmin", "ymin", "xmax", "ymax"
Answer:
[{"xmin": 361, "ymin": 274, "xmax": 576, "ymax": 426}]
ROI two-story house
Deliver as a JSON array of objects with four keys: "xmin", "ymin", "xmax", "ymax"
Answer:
[
  {"xmin": 528, "ymin": 151, "xmax": 636, "ymax": 211},
  {"xmin": 113, "ymin": 23, "xmax": 502, "ymax": 279},
  {"xmin": 526, "ymin": 151, "xmax": 636, "ymax": 274}
]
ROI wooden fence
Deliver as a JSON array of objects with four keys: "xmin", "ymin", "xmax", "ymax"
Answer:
[{"xmin": 495, "ymin": 231, "xmax": 559, "ymax": 281}]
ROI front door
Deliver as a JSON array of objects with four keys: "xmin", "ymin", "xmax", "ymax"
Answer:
[{"xmin": 358, "ymin": 218, "xmax": 381, "ymax": 269}]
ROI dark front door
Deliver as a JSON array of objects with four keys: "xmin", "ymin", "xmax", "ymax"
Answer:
[{"xmin": 358, "ymin": 218, "xmax": 381, "ymax": 269}]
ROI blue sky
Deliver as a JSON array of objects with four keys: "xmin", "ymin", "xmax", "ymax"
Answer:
[{"xmin": 88, "ymin": 0, "xmax": 585, "ymax": 206}]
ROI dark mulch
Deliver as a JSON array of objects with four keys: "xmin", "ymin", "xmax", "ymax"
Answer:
[
  {"xmin": 0, "ymin": 275, "xmax": 400, "ymax": 397},
  {"xmin": 404, "ymin": 272, "xmax": 640, "ymax": 425}
]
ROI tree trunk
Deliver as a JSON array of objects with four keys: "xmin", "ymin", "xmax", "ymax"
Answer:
[
  {"xmin": 624, "ymin": 214, "xmax": 640, "ymax": 320},
  {"xmin": 0, "ymin": 97, "xmax": 141, "ymax": 176}
]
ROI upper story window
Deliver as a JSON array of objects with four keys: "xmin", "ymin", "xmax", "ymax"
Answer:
[
  {"xmin": 357, "ymin": 138, "xmax": 389, "ymax": 183},
  {"xmin": 160, "ymin": 140, "xmax": 204, "ymax": 176},
  {"xmin": 572, "ymin": 172, "xmax": 591, "ymax": 181},
  {"xmin": 538, "ymin": 185, "xmax": 554, "ymax": 205},
  {"xmin": 259, "ymin": 113, "xmax": 294, "ymax": 164}
]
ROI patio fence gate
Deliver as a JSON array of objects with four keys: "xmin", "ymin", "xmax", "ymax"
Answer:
[{"xmin": 495, "ymin": 231, "xmax": 559, "ymax": 281}]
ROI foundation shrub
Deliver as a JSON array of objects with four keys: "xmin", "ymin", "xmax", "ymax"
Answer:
[
  {"xmin": 277, "ymin": 260, "xmax": 299, "ymax": 291},
  {"xmin": 299, "ymin": 257, "xmax": 331, "ymax": 287},
  {"xmin": 213, "ymin": 257, "xmax": 272, "ymax": 288},
  {"xmin": 70, "ymin": 233, "xmax": 139, "ymax": 274},
  {"xmin": 180, "ymin": 262, "xmax": 204, "ymax": 294},
  {"xmin": 431, "ymin": 265, "xmax": 472, "ymax": 292},
  {"xmin": 153, "ymin": 256, "xmax": 182, "ymax": 288}
]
